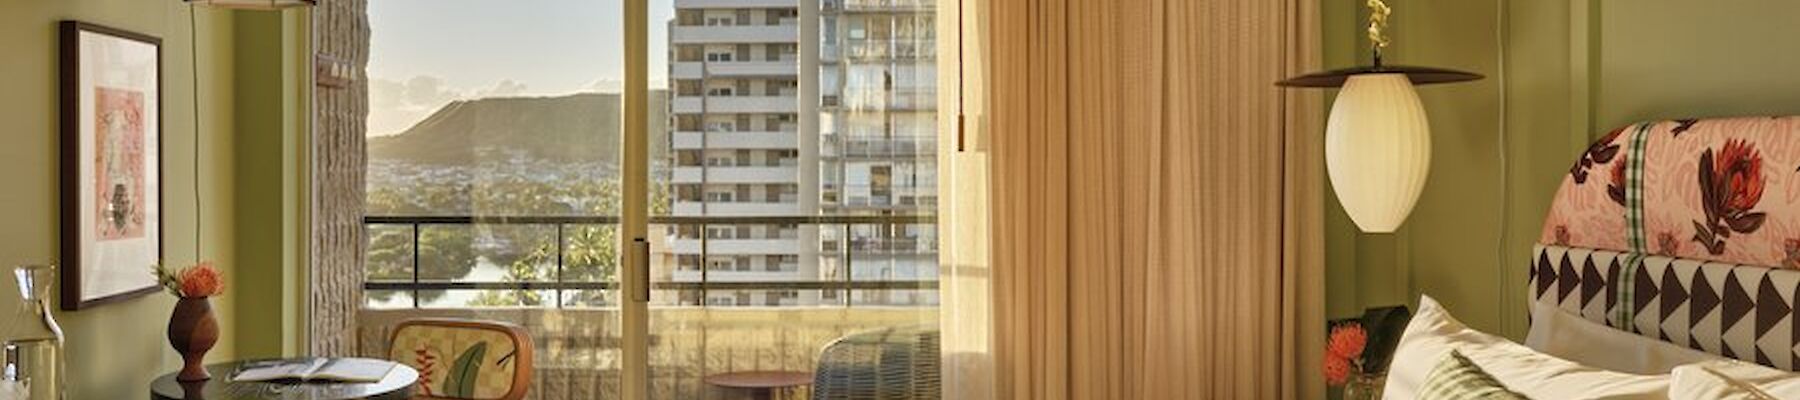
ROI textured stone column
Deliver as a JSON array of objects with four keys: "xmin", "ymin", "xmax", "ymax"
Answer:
[{"xmin": 309, "ymin": 0, "xmax": 370, "ymax": 358}]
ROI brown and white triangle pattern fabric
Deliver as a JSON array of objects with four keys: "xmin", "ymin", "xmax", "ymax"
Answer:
[{"xmin": 1531, "ymin": 244, "xmax": 1800, "ymax": 371}]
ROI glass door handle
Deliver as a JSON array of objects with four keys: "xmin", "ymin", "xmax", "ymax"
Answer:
[{"xmin": 631, "ymin": 238, "xmax": 649, "ymax": 302}]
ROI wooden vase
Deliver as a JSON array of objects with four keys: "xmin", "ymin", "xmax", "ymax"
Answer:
[{"xmin": 167, "ymin": 296, "xmax": 219, "ymax": 382}]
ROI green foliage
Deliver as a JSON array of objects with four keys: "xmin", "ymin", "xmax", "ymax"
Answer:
[
  {"xmin": 365, "ymin": 225, "xmax": 478, "ymax": 303},
  {"xmin": 470, "ymin": 244, "xmax": 550, "ymax": 307},
  {"xmin": 366, "ymin": 165, "xmax": 673, "ymax": 307}
]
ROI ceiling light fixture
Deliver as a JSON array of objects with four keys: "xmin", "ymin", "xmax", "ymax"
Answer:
[{"xmin": 1277, "ymin": 0, "xmax": 1482, "ymax": 233}]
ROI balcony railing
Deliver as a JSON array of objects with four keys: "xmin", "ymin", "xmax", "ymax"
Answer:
[{"xmin": 364, "ymin": 214, "xmax": 938, "ymax": 309}]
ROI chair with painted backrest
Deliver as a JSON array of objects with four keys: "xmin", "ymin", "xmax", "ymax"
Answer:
[{"xmin": 388, "ymin": 319, "xmax": 533, "ymax": 400}]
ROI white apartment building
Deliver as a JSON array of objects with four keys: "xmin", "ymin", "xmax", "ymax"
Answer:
[{"xmin": 663, "ymin": 0, "xmax": 937, "ymax": 307}]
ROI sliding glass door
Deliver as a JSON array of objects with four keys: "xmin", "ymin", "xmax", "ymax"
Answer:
[{"xmin": 356, "ymin": 0, "xmax": 940, "ymax": 398}]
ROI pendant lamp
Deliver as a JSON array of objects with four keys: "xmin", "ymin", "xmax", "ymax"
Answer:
[{"xmin": 1277, "ymin": 0, "xmax": 1482, "ymax": 233}]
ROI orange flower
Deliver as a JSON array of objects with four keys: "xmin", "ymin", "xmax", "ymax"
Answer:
[
  {"xmin": 1323, "ymin": 353, "xmax": 1351, "ymax": 386},
  {"xmin": 1327, "ymin": 323, "xmax": 1368, "ymax": 360},
  {"xmin": 177, "ymin": 262, "xmax": 224, "ymax": 298}
]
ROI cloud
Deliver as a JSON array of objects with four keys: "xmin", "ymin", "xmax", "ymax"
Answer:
[
  {"xmin": 476, "ymin": 79, "xmax": 529, "ymax": 98},
  {"xmin": 401, "ymin": 75, "xmax": 461, "ymax": 107},
  {"xmin": 586, "ymin": 78, "xmax": 623, "ymax": 93}
]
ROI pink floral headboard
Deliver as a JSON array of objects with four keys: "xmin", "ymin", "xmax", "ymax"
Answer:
[
  {"xmin": 1531, "ymin": 116, "xmax": 1800, "ymax": 371},
  {"xmin": 1542, "ymin": 116, "xmax": 1800, "ymax": 267}
]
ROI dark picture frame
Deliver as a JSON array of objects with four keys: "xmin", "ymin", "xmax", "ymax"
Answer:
[{"xmin": 59, "ymin": 20, "xmax": 165, "ymax": 310}]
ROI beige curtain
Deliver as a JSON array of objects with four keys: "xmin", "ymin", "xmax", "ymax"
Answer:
[{"xmin": 970, "ymin": 0, "xmax": 1325, "ymax": 398}]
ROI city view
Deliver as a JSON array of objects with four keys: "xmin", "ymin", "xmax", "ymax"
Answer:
[
  {"xmin": 362, "ymin": 0, "xmax": 939, "ymax": 310},
  {"xmin": 355, "ymin": 1, "xmax": 941, "ymax": 396}
]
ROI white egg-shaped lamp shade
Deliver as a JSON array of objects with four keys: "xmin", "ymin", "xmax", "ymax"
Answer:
[{"xmin": 1325, "ymin": 73, "xmax": 1430, "ymax": 233}]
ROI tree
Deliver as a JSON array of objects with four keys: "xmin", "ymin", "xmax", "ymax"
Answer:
[
  {"xmin": 470, "ymin": 244, "xmax": 551, "ymax": 307},
  {"xmin": 364, "ymin": 225, "xmax": 479, "ymax": 304}
]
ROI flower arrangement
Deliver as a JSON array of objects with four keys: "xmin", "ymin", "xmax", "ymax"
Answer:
[
  {"xmin": 153, "ymin": 261, "xmax": 225, "ymax": 298},
  {"xmin": 1324, "ymin": 306, "xmax": 1411, "ymax": 400},
  {"xmin": 1324, "ymin": 322, "xmax": 1368, "ymax": 385}
]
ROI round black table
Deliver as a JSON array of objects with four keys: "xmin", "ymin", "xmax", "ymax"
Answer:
[
  {"xmin": 705, "ymin": 370, "xmax": 813, "ymax": 400},
  {"xmin": 150, "ymin": 358, "xmax": 418, "ymax": 400}
]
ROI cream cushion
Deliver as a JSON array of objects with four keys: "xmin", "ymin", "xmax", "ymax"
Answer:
[
  {"xmin": 1382, "ymin": 295, "xmax": 1669, "ymax": 400},
  {"xmin": 1525, "ymin": 299, "xmax": 1722, "ymax": 375},
  {"xmin": 1669, "ymin": 359, "xmax": 1800, "ymax": 399}
]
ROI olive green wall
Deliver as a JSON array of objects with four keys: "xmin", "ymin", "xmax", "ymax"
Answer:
[
  {"xmin": 1324, "ymin": 0, "xmax": 1800, "ymax": 340},
  {"xmin": 0, "ymin": 2, "xmax": 306, "ymax": 398},
  {"xmin": 1593, "ymin": 0, "xmax": 1800, "ymax": 132},
  {"xmin": 232, "ymin": 9, "xmax": 310, "ymax": 360}
]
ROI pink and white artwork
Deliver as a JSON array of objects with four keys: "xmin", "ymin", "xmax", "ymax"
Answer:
[
  {"xmin": 61, "ymin": 21, "xmax": 162, "ymax": 310},
  {"xmin": 94, "ymin": 86, "xmax": 147, "ymax": 241}
]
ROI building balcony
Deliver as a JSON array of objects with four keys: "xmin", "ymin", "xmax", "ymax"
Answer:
[
  {"xmin": 672, "ymin": 95, "xmax": 800, "ymax": 114},
  {"xmin": 669, "ymin": 268, "xmax": 808, "ymax": 282},
  {"xmin": 671, "ymin": 24, "xmax": 798, "ymax": 45},
  {"xmin": 671, "ymin": 131, "xmax": 795, "ymax": 150},
  {"xmin": 671, "ymin": 201, "xmax": 801, "ymax": 216},
  {"xmin": 670, "ymin": 61, "xmax": 796, "ymax": 79},
  {"xmin": 824, "ymin": 136, "xmax": 938, "ymax": 158},
  {"xmin": 360, "ymin": 214, "xmax": 940, "ymax": 397},
  {"xmin": 667, "ymin": 237, "xmax": 802, "ymax": 255},
  {"xmin": 357, "ymin": 307, "xmax": 935, "ymax": 398},
  {"xmin": 823, "ymin": 0, "xmax": 933, "ymax": 12},
  {"xmin": 675, "ymin": 0, "xmax": 797, "ymax": 8},
  {"xmin": 670, "ymin": 166, "xmax": 798, "ymax": 184}
]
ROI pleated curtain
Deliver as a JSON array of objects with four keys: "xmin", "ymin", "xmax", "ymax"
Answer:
[{"xmin": 972, "ymin": 0, "xmax": 1326, "ymax": 398}]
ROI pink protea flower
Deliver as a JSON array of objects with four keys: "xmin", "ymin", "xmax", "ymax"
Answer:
[
  {"xmin": 177, "ymin": 262, "xmax": 224, "ymax": 298},
  {"xmin": 1327, "ymin": 323, "xmax": 1368, "ymax": 360},
  {"xmin": 1717, "ymin": 139, "xmax": 1765, "ymax": 213},
  {"xmin": 1323, "ymin": 353, "xmax": 1352, "ymax": 386}
]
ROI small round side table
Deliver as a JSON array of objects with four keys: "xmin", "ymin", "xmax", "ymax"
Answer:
[
  {"xmin": 704, "ymin": 370, "xmax": 813, "ymax": 400},
  {"xmin": 149, "ymin": 358, "xmax": 417, "ymax": 400}
]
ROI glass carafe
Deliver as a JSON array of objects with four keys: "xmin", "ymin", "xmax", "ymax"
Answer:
[{"xmin": 4, "ymin": 265, "xmax": 63, "ymax": 400}]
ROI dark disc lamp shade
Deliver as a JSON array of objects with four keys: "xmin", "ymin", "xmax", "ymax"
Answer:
[
  {"xmin": 1276, "ymin": 65, "xmax": 1483, "ymax": 88},
  {"xmin": 185, "ymin": 0, "xmax": 316, "ymax": 10}
]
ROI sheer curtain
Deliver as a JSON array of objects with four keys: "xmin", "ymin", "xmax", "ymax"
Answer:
[{"xmin": 945, "ymin": 0, "xmax": 1325, "ymax": 398}]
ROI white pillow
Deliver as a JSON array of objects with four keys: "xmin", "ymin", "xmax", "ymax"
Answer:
[
  {"xmin": 1670, "ymin": 359, "xmax": 1800, "ymax": 399},
  {"xmin": 1525, "ymin": 300, "xmax": 1722, "ymax": 374},
  {"xmin": 1382, "ymin": 295, "xmax": 1669, "ymax": 400}
]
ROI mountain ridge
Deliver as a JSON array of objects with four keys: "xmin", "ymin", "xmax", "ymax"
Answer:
[{"xmin": 368, "ymin": 91, "xmax": 668, "ymax": 165}]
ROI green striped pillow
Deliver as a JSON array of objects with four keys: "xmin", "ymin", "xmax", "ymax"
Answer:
[{"xmin": 1417, "ymin": 350, "xmax": 1529, "ymax": 400}]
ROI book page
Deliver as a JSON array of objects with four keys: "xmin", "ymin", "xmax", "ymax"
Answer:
[
  {"xmin": 232, "ymin": 359, "xmax": 326, "ymax": 382},
  {"xmin": 309, "ymin": 358, "xmax": 396, "ymax": 383}
]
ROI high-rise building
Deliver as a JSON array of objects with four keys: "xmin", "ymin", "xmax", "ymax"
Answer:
[
  {"xmin": 663, "ymin": 0, "xmax": 936, "ymax": 307},
  {"xmin": 817, "ymin": 0, "xmax": 938, "ymax": 306}
]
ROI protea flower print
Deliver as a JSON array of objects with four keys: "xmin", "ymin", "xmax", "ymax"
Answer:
[
  {"xmin": 1571, "ymin": 127, "xmax": 1625, "ymax": 184},
  {"xmin": 1671, "ymin": 118, "xmax": 1699, "ymax": 137},
  {"xmin": 1693, "ymin": 139, "xmax": 1768, "ymax": 255},
  {"xmin": 1658, "ymin": 232, "xmax": 1682, "ymax": 256}
]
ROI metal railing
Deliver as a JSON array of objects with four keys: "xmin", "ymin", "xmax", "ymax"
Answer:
[{"xmin": 364, "ymin": 214, "xmax": 938, "ymax": 308}]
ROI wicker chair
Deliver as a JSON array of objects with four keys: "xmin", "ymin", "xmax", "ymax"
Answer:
[{"xmin": 811, "ymin": 325, "xmax": 940, "ymax": 400}]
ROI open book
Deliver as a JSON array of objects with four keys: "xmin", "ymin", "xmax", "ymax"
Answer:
[{"xmin": 232, "ymin": 358, "xmax": 396, "ymax": 383}]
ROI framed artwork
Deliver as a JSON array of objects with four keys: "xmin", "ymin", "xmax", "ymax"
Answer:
[{"xmin": 59, "ymin": 21, "xmax": 163, "ymax": 310}]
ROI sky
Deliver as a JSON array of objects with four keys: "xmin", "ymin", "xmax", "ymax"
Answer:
[{"xmin": 366, "ymin": 0, "xmax": 674, "ymax": 136}]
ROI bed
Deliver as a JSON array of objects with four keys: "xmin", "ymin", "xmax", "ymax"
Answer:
[{"xmin": 1384, "ymin": 116, "xmax": 1800, "ymax": 399}]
